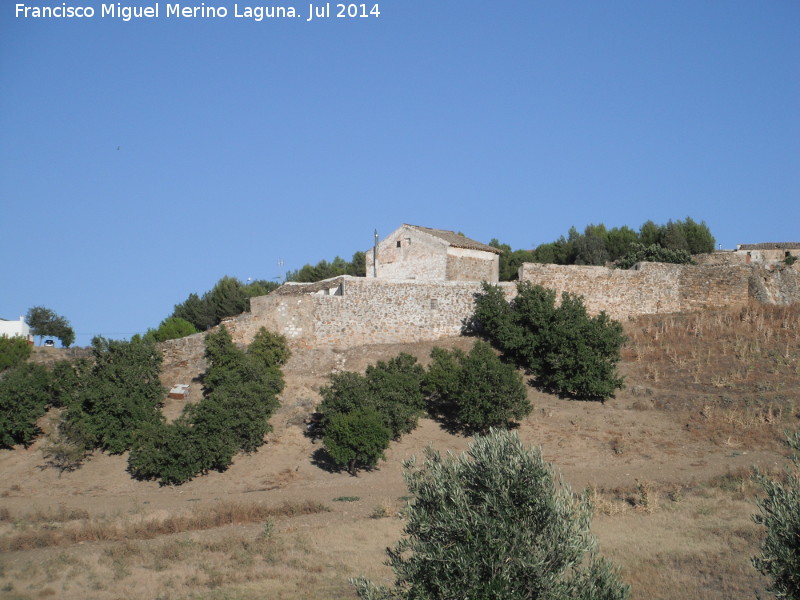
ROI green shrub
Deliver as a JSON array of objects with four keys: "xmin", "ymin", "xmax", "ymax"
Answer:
[
  {"xmin": 128, "ymin": 422, "xmax": 205, "ymax": 485},
  {"xmin": 319, "ymin": 353, "xmax": 425, "ymax": 440},
  {"xmin": 0, "ymin": 337, "xmax": 32, "ymax": 372},
  {"xmin": 424, "ymin": 341, "xmax": 530, "ymax": 432},
  {"xmin": 365, "ymin": 354, "xmax": 425, "ymax": 438},
  {"xmin": 614, "ymin": 243, "xmax": 695, "ymax": 269},
  {"xmin": 752, "ymin": 430, "xmax": 800, "ymax": 599},
  {"xmin": 324, "ymin": 408, "xmax": 391, "ymax": 475},
  {"xmin": 129, "ymin": 326, "xmax": 288, "ymax": 485},
  {"xmin": 422, "ymin": 346, "xmax": 465, "ymax": 404},
  {"xmin": 472, "ymin": 282, "xmax": 625, "ymax": 401},
  {"xmin": 0, "ymin": 363, "xmax": 52, "ymax": 447},
  {"xmin": 143, "ymin": 317, "xmax": 198, "ymax": 343},
  {"xmin": 48, "ymin": 359, "xmax": 91, "ymax": 408},
  {"xmin": 65, "ymin": 336, "xmax": 164, "ymax": 454},
  {"xmin": 319, "ymin": 371, "xmax": 371, "ymax": 423},
  {"xmin": 352, "ymin": 429, "xmax": 629, "ymax": 600}
]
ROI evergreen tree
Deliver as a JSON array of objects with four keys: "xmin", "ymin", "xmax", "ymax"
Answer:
[
  {"xmin": 472, "ymin": 282, "xmax": 625, "ymax": 401},
  {"xmin": 752, "ymin": 430, "xmax": 800, "ymax": 600},
  {"xmin": 353, "ymin": 430, "xmax": 629, "ymax": 600}
]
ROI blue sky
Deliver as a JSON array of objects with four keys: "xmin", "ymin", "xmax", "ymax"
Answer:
[{"xmin": 2, "ymin": 1, "xmax": 798, "ymax": 346}]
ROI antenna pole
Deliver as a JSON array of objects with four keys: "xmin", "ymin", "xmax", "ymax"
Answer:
[{"xmin": 373, "ymin": 230, "xmax": 378, "ymax": 278}]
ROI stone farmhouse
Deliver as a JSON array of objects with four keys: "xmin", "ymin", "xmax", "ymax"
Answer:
[
  {"xmin": 696, "ymin": 243, "xmax": 800, "ymax": 267},
  {"xmin": 734, "ymin": 243, "xmax": 800, "ymax": 266},
  {"xmin": 160, "ymin": 231, "xmax": 800, "ymax": 365},
  {"xmin": 365, "ymin": 224, "xmax": 501, "ymax": 283}
]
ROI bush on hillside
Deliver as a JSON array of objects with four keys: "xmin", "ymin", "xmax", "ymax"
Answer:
[
  {"xmin": 318, "ymin": 353, "xmax": 425, "ymax": 440},
  {"xmin": 0, "ymin": 336, "xmax": 32, "ymax": 372},
  {"xmin": 0, "ymin": 363, "xmax": 53, "ymax": 448},
  {"xmin": 323, "ymin": 408, "xmax": 391, "ymax": 475},
  {"xmin": 129, "ymin": 326, "xmax": 289, "ymax": 485},
  {"xmin": 0, "ymin": 356, "xmax": 92, "ymax": 452},
  {"xmin": 64, "ymin": 336, "xmax": 164, "ymax": 454},
  {"xmin": 472, "ymin": 282, "xmax": 625, "ymax": 401},
  {"xmin": 424, "ymin": 341, "xmax": 530, "ymax": 432},
  {"xmin": 752, "ymin": 430, "xmax": 800, "ymax": 600},
  {"xmin": 352, "ymin": 429, "xmax": 629, "ymax": 600},
  {"xmin": 128, "ymin": 422, "xmax": 204, "ymax": 485},
  {"xmin": 143, "ymin": 317, "xmax": 199, "ymax": 343},
  {"xmin": 614, "ymin": 243, "xmax": 695, "ymax": 269}
]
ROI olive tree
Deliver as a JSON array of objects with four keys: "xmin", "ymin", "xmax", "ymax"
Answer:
[
  {"xmin": 352, "ymin": 429, "xmax": 629, "ymax": 600},
  {"xmin": 752, "ymin": 430, "xmax": 800, "ymax": 599}
]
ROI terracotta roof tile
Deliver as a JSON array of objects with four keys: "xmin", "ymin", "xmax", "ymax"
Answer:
[
  {"xmin": 738, "ymin": 243, "xmax": 800, "ymax": 250},
  {"xmin": 404, "ymin": 224, "xmax": 501, "ymax": 254}
]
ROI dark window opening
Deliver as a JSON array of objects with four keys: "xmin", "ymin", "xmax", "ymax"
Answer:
[{"xmin": 396, "ymin": 240, "xmax": 401, "ymax": 248}]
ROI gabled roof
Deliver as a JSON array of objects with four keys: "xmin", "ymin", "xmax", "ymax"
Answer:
[
  {"xmin": 403, "ymin": 224, "xmax": 502, "ymax": 254},
  {"xmin": 738, "ymin": 243, "xmax": 800, "ymax": 250}
]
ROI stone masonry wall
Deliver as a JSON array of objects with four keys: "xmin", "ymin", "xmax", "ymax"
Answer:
[
  {"xmin": 366, "ymin": 227, "xmax": 447, "ymax": 280},
  {"xmin": 166, "ymin": 260, "xmax": 797, "ymax": 355},
  {"xmin": 249, "ymin": 277, "xmax": 516, "ymax": 348},
  {"xmin": 517, "ymin": 262, "xmax": 751, "ymax": 320},
  {"xmin": 446, "ymin": 247, "xmax": 499, "ymax": 282},
  {"xmin": 749, "ymin": 264, "xmax": 800, "ymax": 305}
]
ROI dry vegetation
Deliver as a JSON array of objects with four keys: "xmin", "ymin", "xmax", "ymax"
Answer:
[
  {"xmin": 624, "ymin": 303, "xmax": 800, "ymax": 446},
  {"xmin": 1, "ymin": 302, "xmax": 799, "ymax": 599}
]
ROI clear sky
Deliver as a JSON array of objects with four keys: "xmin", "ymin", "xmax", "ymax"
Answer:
[{"xmin": 2, "ymin": 1, "xmax": 798, "ymax": 347}]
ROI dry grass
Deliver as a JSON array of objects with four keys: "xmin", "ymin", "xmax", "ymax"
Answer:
[
  {"xmin": 624, "ymin": 302, "xmax": 800, "ymax": 447},
  {"xmin": 0, "ymin": 507, "xmax": 400, "ymax": 600},
  {"xmin": 1, "ymin": 484, "xmax": 768, "ymax": 600},
  {"xmin": 2, "ymin": 306, "xmax": 798, "ymax": 599},
  {"xmin": 595, "ymin": 486, "xmax": 769, "ymax": 600},
  {"xmin": 0, "ymin": 500, "xmax": 328, "ymax": 552}
]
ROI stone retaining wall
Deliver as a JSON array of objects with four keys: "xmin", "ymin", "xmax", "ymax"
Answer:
[
  {"xmin": 517, "ymin": 262, "xmax": 751, "ymax": 320},
  {"xmin": 161, "ymin": 261, "xmax": 800, "ymax": 355}
]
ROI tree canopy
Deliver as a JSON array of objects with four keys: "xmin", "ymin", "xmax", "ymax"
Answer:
[
  {"xmin": 0, "ymin": 336, "xmax": 32, "ymax": 372},
  {"xmin": 752, "ymin": 430, "xmax": 800, "ymax": 600},
  {"xmin": 128, "ymin": 326, "xmax": 289, "ymax": 485},
  {"xmin": 490, "ymin": 217, "xmax": 715, "ymax": 279},
  {"xmin": 63, "ymin": 336, "xmax": 164, "ymax": 454},
  {"xmin": 143, "ymin": 317, "xmax": 199, "ymax": 343},
  {"xmin": 472, "ymin": 282, "xmax": 625, "ymax": 401},
  {"xmin": 424, "ymin": 341, "xmax": 530, "ymax": 433},
  {"xmin": 171, "ymin": 276, "xmax": 280, "ymax": 332},
  {"xmin": 353, "ymin": 429, "xmax": 629, "ymax": 600},
  {"xmin": 25, "ymin": 306, "xmax": 75, "ymax": 347},
  {"xmin": 285, "ymin": 251, "xmax": 366, "ymax": 283}
]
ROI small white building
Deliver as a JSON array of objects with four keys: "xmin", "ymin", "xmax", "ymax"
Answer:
[
  {"xmin": 0, "ymin": 317, "xmax": 33, "ymax": 343},
  {"xmin": 366, "ymin": 224, "xmax": 501, "ymax": 282}
]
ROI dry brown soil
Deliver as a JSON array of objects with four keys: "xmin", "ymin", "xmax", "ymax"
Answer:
[{"xmin": 1, "ymin": 314, "xmax": 797, "ymax": 599}]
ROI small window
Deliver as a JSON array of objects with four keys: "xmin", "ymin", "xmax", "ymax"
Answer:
[
  {"xmin": 396, "ymin": 240, "xmax": 401, "ymax": 248},
  {"xmin": 405, "ymin": 237, "xmax": 411, "ymax": 246}
]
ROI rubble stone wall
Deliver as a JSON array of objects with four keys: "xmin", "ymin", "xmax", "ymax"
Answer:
[{"xmin": 162, "ymin": 261, "xmax": 799, "ymax": 356}]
